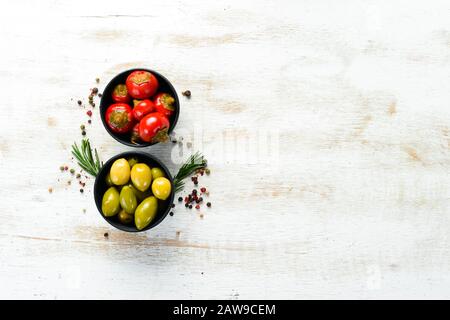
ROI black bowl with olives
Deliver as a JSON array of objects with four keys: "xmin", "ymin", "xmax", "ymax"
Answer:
[
  {"xmin": 94, "ymin": 152, "xmax": 174, "ymax": 232},
  {"xmin": 99, "ymin": 68, "xmax": 180, "ymax": 147}
]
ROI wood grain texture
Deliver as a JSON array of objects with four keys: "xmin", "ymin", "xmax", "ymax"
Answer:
[{"xmin": 1, "ymin": 0, "xmax": 450, "ymax": 299}]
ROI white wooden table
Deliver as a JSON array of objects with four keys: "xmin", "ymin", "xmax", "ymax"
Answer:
[{"xmin": 1, "ymin": 0, "xmax": 450, "ymax": 299}]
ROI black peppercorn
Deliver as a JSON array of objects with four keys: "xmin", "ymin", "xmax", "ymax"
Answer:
[
  {"xmin": 189, "ymin": 205, "xmax": 192, "ymax": 209},
  {"xmin": 207, "ymin": 202, "xmax": 211, "ymax": 207},
  {"xmin": 77, "ymin": 100, "xmax": 82, "ymax": 105},
  {"xmin": 178, "ymin": 197, "xmax": 183, "ymax": 202},
  {"xmin": 169, "ymin": 212, "xmax": 174, "ymax": 216},
  {"xmin": 80, "ymin": 189, "xmax": 84, "ymax": 193}
]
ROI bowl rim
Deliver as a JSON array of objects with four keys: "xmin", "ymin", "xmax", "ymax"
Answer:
[
  {"xmin": 93, "ymin": 151, "xmax": 175, "ymax": 232},
  {"xmin": 99, "ymin": 68, "xmax": 180, "ymax": 148}
]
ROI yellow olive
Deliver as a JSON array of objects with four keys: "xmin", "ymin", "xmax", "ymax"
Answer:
[
  {"xmin": 151, "ymin": 177, "xmax": 172, "ymax": 200},
  {"xmin": 105, "ymin": 173, "xmax": 113, "ymax": 187},
  {"xmin": 118, "ymin": 209, "xmax": 133, "ymax": 225},
  {"xmin": 119, "ymin": 186, "xmax": 137, "ymax": 214},
  {"xmin": 151, "ymin": 167, "xmax": 165, "ymax": 179},
  {"xmin": 110, "ymin": 158, "xmax": 130, "ymax": 185},
  {"xmin": 101, "ymin": 187, "xmax": 120, "ymax": 217},
  {"xmin": 131, "ymin": 163, "xmax": 152, "ymax": 192},
  {"xmin": 135, "ymin": 196, "xmax": 158, "ymax": 230}
]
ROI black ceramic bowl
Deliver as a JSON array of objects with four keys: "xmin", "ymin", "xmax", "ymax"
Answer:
[
  {"xmin": 100, "ymin": 68, "xmax": 179, "ymax": 147},
  {"xmin": 94, "ymin": 152, "xmax": 174, "ymax": 232}
]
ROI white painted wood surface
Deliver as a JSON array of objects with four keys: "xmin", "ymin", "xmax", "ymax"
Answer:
[{"xmin": 1, "ymin": 0, "xmax": 450, "ymax": 299}]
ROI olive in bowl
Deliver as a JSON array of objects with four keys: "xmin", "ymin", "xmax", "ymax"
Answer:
[
  {"xmin": 94, "ymin": 152, "xmax": 174, "ymax": 232},
  {"xmin": 100, "ymin": 69, "xmax": 180, "ymax": 147}
]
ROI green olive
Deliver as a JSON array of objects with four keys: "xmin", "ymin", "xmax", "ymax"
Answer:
[
  {"xmin": 105, "ymin": 173, "xmax": 114, "ymax": 187},
  {"xmin": 135, "ymin": 196, "xmax": 158, "ymax": 230},
  {"xmin": 110, "ymin": 158, "xmax": 130, "ymax": 185},
  {"xmin": 127, "ymin": 157, "xmax": 139, "ymax": 168},
  {"xmin": 151, "ymin": 167, "xmax": 165, "ymax": 179},
  {"xmin": 128, "ymin": 184, "xmax": 151, "ymax": 202},
  {"xmin": 119, "ymin": 186, "xmax": 137, "ymax": 214},
  {"xmin": 131, "ymin": 163, "xmax": 152, "ymax": 192},
  {"xmin": 118, "ymin": 209, "xmax": 133, "ymax": 225},
  {"xmin": 102, "ymin": 187, "xmax": 120, "ymax": 217}
]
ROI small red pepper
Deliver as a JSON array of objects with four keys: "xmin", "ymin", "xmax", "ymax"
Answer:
[
  {"xmin": 126, "ymin": 70, "xmax": 159, "ymax": 99},
  {"xmin": 130, "ymin": 122, "xmax": 141, "ymax": 144},
  {"xmin": 112, "ymin": 84, "xmax": 130, "ymax": 103},
  {"xmin": 105, "ymin": 103, "xmax": 134, "ymax": 134},
  {"xmin": 138, "ymin": 112, "xmax": 170, "ymax": 143},
  {"xmin": 132, "ymin": 99, "xmax": 155, "ymax": 121},
  {"xmin": 153, "ymin": 93, "xmax": 175, "ymax": 117}
]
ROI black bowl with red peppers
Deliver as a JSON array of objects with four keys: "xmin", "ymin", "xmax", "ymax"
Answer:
[{"xmin": 99, "ymin": 68, "xmax": 180, "ymax": 147}]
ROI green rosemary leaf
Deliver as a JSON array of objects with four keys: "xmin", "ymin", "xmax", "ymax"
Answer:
[
  {"xmin": 173, "ymin": 152, "xmax": 207, "ymax": 193},
  {"xmin": 71, "ymin": 139, "xmax": 102, "ymax": 177}
]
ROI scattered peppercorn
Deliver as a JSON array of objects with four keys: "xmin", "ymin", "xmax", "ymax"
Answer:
[
  {"xmin": 207, "ymin": 202, "xmax": 211, "ymax": 207},
  {"xmin": 96, "ymin": 78, "xmax": 100, "ymax": 83},
  {"xmin": 199, "ymin": 197, "xmax": 203, "ymax": 202},
  {"xmin": 192, "ymin": 189, "xmax": 197, "ymax": 194},
  {"xmin": 81, "ymin": 130, "xmax": 86, "ymax": 136},
  {"xmin": 80, "ymin": 124, "xmax": 85, "ymax": 130},
  {"xmin": 76, "ymin": 173, "xmax": 81, "ymax": 179},
  {"xmin": 205, "ymin": 168, "xmax": 210, "ymax": 175},
  {"xmin": 48, "ymin": 187, "xmax": 53, "ymax": 193},
  {"xmin": 70, "ymin": 168, "xmax": 75, "ymax": 174},
  {"xmin": 80, "ymin": 188, "xmax": 84, "ymax": 193},
  {"xmin": 64, "ymin": 166, "xmax": 68, "ymax": 171},
  {"xmin": 195, "ymin": 204, "xmax": 200, "ymax": 209},
  {"xmin": 200, "ymin": 187, "xmax": 206, "ymax": 193},
  {"xmin": 178, "ymin": 197, "xmax": 183, "ymax": 202},
  {"xmin": 88, "ymin": 119, "xmax": 92, "ymax": 124},
  {"xmin": 182, "ymin": 90, "xmax": 191, "ymax": 97},
  {"xmin": 59, "ymin": 166, "xmax": 64, "ymax": 171},
  {"xmin": 185, "ymin": 203, "xmax": 189, "ymax": 208},
  {"xmin": 194, "ymin": 180, "xmax": 198, "ymax": 185},
  {"xmin": 189, "ymin": 205, "xmax": 193, "ymax": 209},
  {"xmin": 67, "ymin": 180, "xmax": 71, "ymax": 185},
  {"xmin": 169, "ymin": 212, "xmax": 174, "ymax": 216},
  {"xmin": 104, "ymin": 232, "xmax": 108, "ymax": 238},
  {"xmin": 171, "ymin": 203, "xmax": 175, "ymax": 208},
  {"xmin": 98, "ymin": 93, "xmax": 102, "ymax": 98},
  {"xmin": 77, "ymin": 100, "xmax": 82, "ymax": 105},
  {"xmin": 92, "ymin": 87, "xmax": 98, "ymax": 94},
  {"xmin": 92, "ymin": 103, "xmax": 95, "ymax": 107}
]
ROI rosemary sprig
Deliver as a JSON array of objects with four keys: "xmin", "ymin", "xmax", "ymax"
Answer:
[
  {"xmin": 71, "ymin": 139, "xmax": 103, "ymax": 177},
  {"xmin": 173, "ymin": 152, "xmax": 207, "ymax": 193}
]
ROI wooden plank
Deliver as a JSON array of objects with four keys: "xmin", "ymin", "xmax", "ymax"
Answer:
[{"xmin": 1, "ymin": 0, "xmax": 450, "ymax": 299}]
